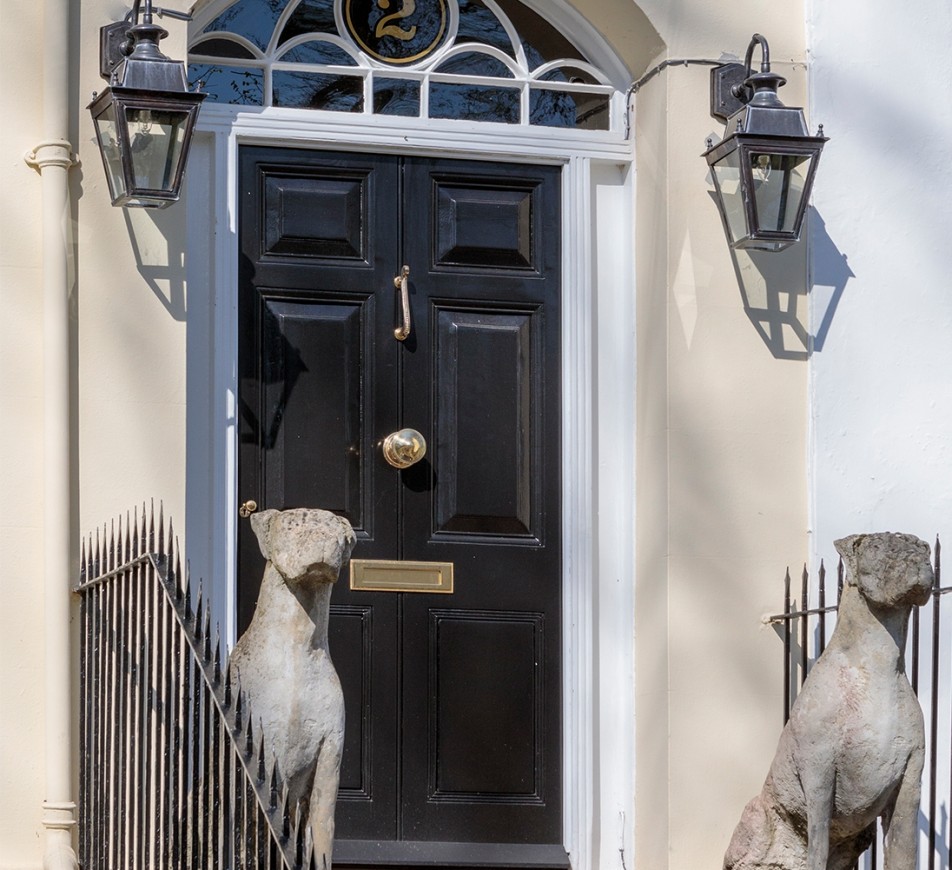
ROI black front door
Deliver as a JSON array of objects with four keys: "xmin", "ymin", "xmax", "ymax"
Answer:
[{"xmin": 238, "ymin": 146, "xmax": 564, "ymax": 867}]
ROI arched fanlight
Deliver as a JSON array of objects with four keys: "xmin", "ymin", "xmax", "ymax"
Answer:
[
  {"xmin": 88, "ymin": 0, "xmax": 206, "ymax": 208},
  {"xmin": 703, "ymin": 34, "xmax": 827, "ymax": 252}
]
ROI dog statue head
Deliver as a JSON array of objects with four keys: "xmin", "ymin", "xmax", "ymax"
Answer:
[
  {"xmin": 251, "ymin": 508, "xmax": 356, "ymax": 585},
  {"xmin": 834, "ymin": 532, "xmax": 933, "ymax": 609}
]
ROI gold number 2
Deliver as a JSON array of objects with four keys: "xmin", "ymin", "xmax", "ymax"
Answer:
[{"xmin": 376, "ymin": 0, "xmax": 417, "ymax": 41}]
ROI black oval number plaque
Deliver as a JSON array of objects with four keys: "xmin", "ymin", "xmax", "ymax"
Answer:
[{"xmin": 343, "ymin": 0, "xmax": 449, "ymax": 65}]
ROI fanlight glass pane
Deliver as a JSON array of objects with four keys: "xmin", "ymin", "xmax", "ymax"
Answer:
[
  {"xmin": 190, "ymin": 37, "xmax": 256, "ymax": 58},
  {"xmin": 273, "ymin": 71, "xmax": 364, "ymax": 111},
  {"xmin": 124, "ymin": 107, "xmax": 188, "ymax": 191},
  {"xmin": 92, "ymin": 103, "xmax": 126, "ymax": 200},
  {"xmin": 536, "ymin": 66, "xmax": 601, "ymax": 85},
  {"xmin": 457, "ymin": 0, "xmax": 516, "ymax": 57},
  {"xmin": 278, "ymin": 40, "xmax": 358, "ymax": 65},
  {"xmin": 201, "ymin": 0, "xmax": 283, "ymax": 50},
  {"xmin": 435, "ymin": 51, "xmax": 514, "ymax": 77},
  {"xmin": 374, "ymin": 78, "xmax": 420, "ymax": 116},
  {"xmin": 429, "ymin": 82, "xmax": 519, "ymax": 123},
  {"xmin": 279, "ymin": 0, "xmax": 339, "ymax": 45},
  {"xmin": 711, "ymin": 150, "xmax": 748, "ymax": 245},
  {"xmin": 188, "ymin": 64, "xmax": 264, "ymax": 104},
  {"xmin": 749, "ymin": 152, "xmax": 812, "ymax": 235},
  {"xmin": 493, "ymin": 0, "xmax": 586, "ymax": 70},
  {"xmin": 530, "ymin": 89, "xmax": 609, "ymax": 130}
]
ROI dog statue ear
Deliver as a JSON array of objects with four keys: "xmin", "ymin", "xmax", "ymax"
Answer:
[
  {"xmin": 250, "ymin": 509, "xmax": 279, "ymax": 560},
  {"xmin": 834, "ymin": 534, "xmax": 865, "ymax": 586}
]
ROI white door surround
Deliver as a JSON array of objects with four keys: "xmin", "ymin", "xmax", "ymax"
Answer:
[{"xmin": 184, "ymin": 11, "xmax": 637, "ymax": 867}]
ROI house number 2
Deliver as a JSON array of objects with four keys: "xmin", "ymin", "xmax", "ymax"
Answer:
[
  {"xmin": 342, "ymin": 0, "xmax": 449, "ymax": 65},
  {"xmin": 376, "ymin": 0, "xmax": 417, "ymax": 40}
]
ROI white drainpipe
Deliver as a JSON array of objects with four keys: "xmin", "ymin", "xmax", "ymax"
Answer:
[{"xmin": 24, "ymin": 0, "xmax": 79, "ymax": 865}]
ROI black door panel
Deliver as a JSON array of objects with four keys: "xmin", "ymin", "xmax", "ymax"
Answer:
[{"xmin": 238, "ymin": 146, "xmax": 563, "ymax": 864}]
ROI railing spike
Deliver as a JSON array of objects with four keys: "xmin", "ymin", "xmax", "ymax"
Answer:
[
  {"xmin": 223, "ymin": 662, "xmax": 232, "ymax": 708},
  {"xmin": 203, "ymin": 613, "xmax": 213, "ymax": 664},
  {"xmin": 282, "ymin": 789, "xmax": 292, "ymax": 841},
  {"xmin": 195, "ymin": 585, "xmax": 204, "ymax": 639},
  {"xmin": 157, "ymin": 501, "xmax": 165, "ymax": 554},
  {"xmin": 235, "ymin": 684, "xmax": 243, "ymax": 731},
  {"xmin": 176, "ymin": 548, "xmax": 186, "ymax": 605},
  {"xmin": 148, "ymin": 498, "xmax": 156, "ymax": 550},
  {"xmin": 124, "ymin": 510, "xmax": 132, "ymax": 562},
  {"xmin": 935, "ymin": 535, "xmax": 942, "ymax": 586},
  {"xmin": 213, "ymin": 629, "xmax": 222, "ymax": 685},
  {"xmin": 108, "ymin": 518, "xmax": 116, "ymax": 572},
  {"xmin": 184, "ymin": 571, "xmax": 192, "ymax": 620},
  {"xmin": 140, "ymin": 501, "xmax": 148, "ymax": 553},
  {"xmin": 269, "ymin": 754, "xmax": 279, "ymax": 811},
  {"xmin": 245, "ymin": 709, "xmax": 255, "ymax": 758},
  {"xmin": 295, "ymin": 803, "xmax": 306, "ymax": 867},
  {"xmin": 257, "ymin": 730, "xmax": 266, "ymax": 784},
  {"xmin": 131, "ymin": 507, "xmax": 140, "ymax": 559}
]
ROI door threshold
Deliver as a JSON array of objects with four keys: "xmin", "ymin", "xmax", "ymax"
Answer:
[{"xmin": 333, "ymin": 840, "xmax": 571, "ymax": 869}]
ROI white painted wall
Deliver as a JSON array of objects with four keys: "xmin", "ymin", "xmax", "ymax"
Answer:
[
  {"xmin": 808, "ymin": 0, "xmax": 952, "ymax": 556},
  {"xmin": 807, "ymin": 4, "xmax": 952, "ymax": 862}
]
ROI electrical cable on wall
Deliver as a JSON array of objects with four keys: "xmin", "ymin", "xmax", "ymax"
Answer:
[{"xmin": 625, "ymin": 58, "xmax": 722, "ymax": 138}]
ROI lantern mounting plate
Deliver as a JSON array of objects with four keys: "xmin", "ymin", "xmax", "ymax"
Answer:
[
  {"xmin": 710, "ymin": 62, "xmax": 749, "ymax": 122},
  {"xmin": 100, "ymin": 21, "xmax": 133, "ymax": 81}
]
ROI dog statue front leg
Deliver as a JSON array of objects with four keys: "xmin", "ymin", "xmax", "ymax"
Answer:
[
  {"xmin": 883, "ymin": 750, "xmax": 924, "ymax": 870},
  {"xmin": 801, "ymin": 768, "xmax": 834, "ymax": 870},
  {"xmin": 307, "ymin": 732, "xmax": 344, "ymax": 870}
]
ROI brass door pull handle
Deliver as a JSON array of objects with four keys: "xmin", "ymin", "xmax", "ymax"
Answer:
[
  {"xmin": 394, "ymin": 265, "xmax": 411, "ymax": 341},
  {"xmin": 239, "ymin": 500, "xmax": 258, "ymax": 518},
  {"xmin": 382, "ymin": 428, "xmax": 426, "ymax": 468}
]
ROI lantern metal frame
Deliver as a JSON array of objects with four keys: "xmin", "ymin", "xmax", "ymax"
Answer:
[
  {"xmin": 87, "ymin": 0, "xmax": 205, "ymax": 208},
  {"xmin": 703, "ymin": 34, "xmax": 827, "ymax": 252}
]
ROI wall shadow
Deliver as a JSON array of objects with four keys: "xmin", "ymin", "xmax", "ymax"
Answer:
[
  {"xmin": 719, "ymin": 203, "xmax": 853, "ymax": 360},
  {"xmin": 123, "ymin": 207, "xmax": 189, "ymax": 321}
]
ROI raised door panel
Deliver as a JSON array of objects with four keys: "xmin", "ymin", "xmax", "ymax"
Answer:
[{"xmin": 432, "ymin": 305, "xmax": 543, "ymax": 541}]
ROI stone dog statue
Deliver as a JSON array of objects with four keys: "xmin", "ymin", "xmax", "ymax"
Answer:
[
  {"xmin": 724, "ymin": 532, "xmax": 934, "ymax": 870},
  {"xmin": 231, "ymin": 508, "xmax": 356, "ymax": 870}
]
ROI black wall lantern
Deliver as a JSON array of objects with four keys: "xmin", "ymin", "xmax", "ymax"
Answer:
[
  {"xmin": 88, "ymin": 0, "xmax": 205, "ymax": 208},
  {"xmin": 703, "ymin": 34, "xmax": 827, "ymax": 252}
]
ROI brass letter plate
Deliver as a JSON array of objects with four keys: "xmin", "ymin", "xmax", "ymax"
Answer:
[{"xmin": 350, "ymin": 559, "xmax": 454, "ymax": 594}]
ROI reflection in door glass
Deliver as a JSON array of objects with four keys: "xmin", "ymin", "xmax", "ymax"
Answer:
[
  {"xmin": 273, "ymin": 71, "xmax": 364, "ymax": 111},
  {"xmin": 430, "ymin": 83, "xmax": 520, "ymax": 123},
  {"xmin": 190, "ymin": 0, "xmax": 618, "ymax": 131},
  {"xmin": 374, "ymin": 79, "xmax": 421, "ymax": 116}
]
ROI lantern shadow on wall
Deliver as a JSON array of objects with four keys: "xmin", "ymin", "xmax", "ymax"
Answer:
[
  {"xmin": 721, "ymin": 203, "xmax": 853, "ymax": 361},
  {"xmin": 703, "ymin": 32, "xmax": 851, "ymax": 360}
]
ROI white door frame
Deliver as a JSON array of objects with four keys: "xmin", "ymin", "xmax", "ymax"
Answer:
[{"xmin": 185, "ymin": 104, "xmax": 636, "ymax": 870}]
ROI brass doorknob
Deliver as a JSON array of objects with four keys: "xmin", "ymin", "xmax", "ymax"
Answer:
[
  {"xmin": 382, "ymin": 428, "xmax": 426, "ymax": 469},
  {"xmin": 239, "ymin": 500, "xmax": 258, "ymax": 518}
]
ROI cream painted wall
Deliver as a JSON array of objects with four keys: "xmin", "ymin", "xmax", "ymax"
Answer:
[
  {"xmin": 631, "ymin": 5, "xmax": 812, "ymax": 865},
  {"xmin": 76, "ymin": 0, "xmax": 192, "ymax": 536},
  {"xmin": 0, "ymin": 0, "xmax": 55, "ymax": 864}
]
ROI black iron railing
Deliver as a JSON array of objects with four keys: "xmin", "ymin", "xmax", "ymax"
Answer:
[
  {"xmin": 76, "ymin": 506, "xmax": 318, "ymax": 870},
  {"xmin": 767, "ymin": 539, "xmax": 952, "ymax": 870}
]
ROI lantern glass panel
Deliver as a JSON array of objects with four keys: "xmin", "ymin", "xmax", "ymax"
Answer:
[
  {"xmin": 92, "ymin": 102, "xmax": 126, "ymax": 201},
  {"xmin": 749, "ymin": 151, "xmax": 813, "ymax": 235},
  {"xmin": 124, "ymin": 107, "xmax": 189, "ymax": 192},
  {"xmin": 711, "ymin": 149, "xmax": 747, "ymax": 245}
]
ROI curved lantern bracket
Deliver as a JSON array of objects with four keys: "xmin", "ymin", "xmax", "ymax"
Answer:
[{"xmin": 703, "ymin": 32, "xmax": 828, "ymax": 252}]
